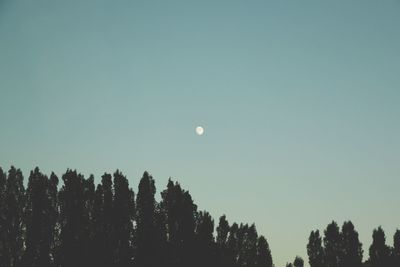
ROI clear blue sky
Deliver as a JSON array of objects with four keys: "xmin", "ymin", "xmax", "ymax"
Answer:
[{"xmin": 1, "ymin": 1, "xmax": 400, "ymax": 266}]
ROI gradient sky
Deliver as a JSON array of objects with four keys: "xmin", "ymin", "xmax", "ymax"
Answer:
[{"xmin": 1, "ymin": 1, "xmax": 400, "ymax": 266}]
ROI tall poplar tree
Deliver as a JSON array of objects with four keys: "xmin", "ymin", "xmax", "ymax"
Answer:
[
  {"xmin": 324, "ymin": 221, "xmax": 341, "ymax": 267},
  {"xmin": 307, "ymin": 230, "xmax": 325, "ymax": 267},
  {"xmin": 393, "ymin": 230, "xmax": 400, "ymax": 267},
  {"xmin": 113, "ymin": 170, "xmax": 135, "ymax": 266},
  {"xmin": 23, "ymin": 168, "xmax": 56, "ymax": 267},
  {"xmin": 3, "ymin": 167, "xmax": 25, "ymax": 267},
  {"xmin": 340, "ymin": 221, "xmax": 362, "ymax": 267},
  {"xmin": 255, "ymin": 236, "xmax": 273, "ymax": 267},
  {"xmin": 369, "ymin": 227, "xmax": 390, "ymax": 267},
  {"xmin": 136, "ymin": 171, "xmax": 158, "ymax": 267},
  {"xmin": 58, "ymin": 170, "xmax": 89, "ymax": 267}
]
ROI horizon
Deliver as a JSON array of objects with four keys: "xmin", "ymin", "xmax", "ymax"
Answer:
[{"xmin": 1, "ymin": 1, "xmax": 400, "ymax": 266}]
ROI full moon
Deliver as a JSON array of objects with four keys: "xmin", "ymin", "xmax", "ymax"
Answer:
[{"xmin": 196, "ymin": 126, "xmax": 204, "ymax": 136}]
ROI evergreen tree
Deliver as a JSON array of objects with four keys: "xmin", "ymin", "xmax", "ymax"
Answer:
[
  {"xmin": 324, "ymin": 221, "xmax": 341, "ymax": 267},
  {"xmin": 255, "ymin": 236, "xmax": 273, "ymax": 267},
  {"xmin": 2, "ymin": 167, "xmax": 25, "ymax": 267},
  {"xmin": 368, "ymin": 227, "xmax": 390, "ymax": 267},
  {"xmin": 307, "ymin": 230, "xmax": 325, "ymax": 267},
  {"xmin": 113, "ymin": 170, "xmax": 135, "ymax": 266},
  {"xmin": 339, "ymin": 221, "xmax": 363, "ymax": 267},
  {"xmin": 23, "ymin": 168, "xmax": 57, "ymax": 267}
]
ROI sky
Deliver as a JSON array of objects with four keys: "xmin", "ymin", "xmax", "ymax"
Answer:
[{"xmin": 1, "ymin": 0, "xmax": 400, "ymax": 266}]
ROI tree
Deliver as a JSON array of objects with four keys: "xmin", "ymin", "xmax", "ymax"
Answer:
[
  {"xmin": 195, "ymin": 211, "xmax": 215, "ymax": 267},
  {"xmin": 58, "ymin": 170, "xmax": 90, "ymax": 267},
  {"xmin": 81, "ymin": 174, "xmax": 95, "ymax": 267},
  {"xmin": 2, "ymin": 167, "xmax": 25, "ymax": 267},
  {"xmin": 227, "ymin": 222, "xmax": 240, "ymax": 267},
  {"xmin": 113, "ymin": 170, "xmax": 135, "ymax": 266},
  {"xmin": 307, "ymin": 230, "xmax": 325, "ymax": 267},
  {"xmin": 217, "ymin": 215, "xmax": 231, "ymax": 267},
  {"xmin": 324, "ymin": 221, "xmax": 341, "ymax": 267},
  {"xmin": 160, "ymin": 180, "xmax": 197, "ymax": 267},
  {"xmin": 48, "ymin": 172, "xmax": 59, "ymax": 265},
  {"xmin": 0, "ymin": 167, "xmax": 7, "ymax": 264},
  {"xmin": 369, "ymin": 227, "xmax": 390, "ymax": 267},
  {"xmin": 340, "ymin": 221, "xmax": 362, "ymax": 267},
  {"xmin": 217, "ymin": 215, "xmax": 230, "ymax": 246},
  {"xmin": 294, "ymin": 256, "xmax": 304, "ymax": 267},
  {"xmin": 23, "ymin": 168, "xmax": 58, "ymax": 267},
  {"xmin": 136, "ymin": 171, "xmax": 159, "ymax": 267},
  {"xmin": 101, "ymin": 173, "xmax": 115, "ymax": 267},
  {"xmin": 255, "ymin": 236, "xmax": 273, "ymax": 267},
  {"xmin": 393, "ymin": 230, "xmax": 400, "ymax": 267},
  {"xmin": 90, "ymin": 183, "xmax": 105, "ymax": 267}
]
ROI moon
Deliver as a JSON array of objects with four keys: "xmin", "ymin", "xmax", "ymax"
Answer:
[{"xmin": 196, "ymin": 126, "xmax": 204, "ymax": 136}]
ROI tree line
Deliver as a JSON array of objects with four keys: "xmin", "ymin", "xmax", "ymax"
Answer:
[
  {"xmin": 305, "ymin": 221, "xmax": 400, "ymax": 267},
  {"xmin": 0, "ymin": 166, "xmax": 273, "ymax": 267},
  {"xmin": 0, "ymin": 166, "xmax": 399, "ymax": 267}
]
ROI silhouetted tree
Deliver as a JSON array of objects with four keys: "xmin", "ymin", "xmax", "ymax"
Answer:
[
  {"xmin": 217, "ymin": 215, "xmax": 230, "ymax": 267},
  {"xmin": 286, "ymin": 263, "xmax": 294, "ymax": 267},
  {"xmin": 0, "ymin": 167, "xmax": 7, "ymax": 264},
  {"xmin": 48, "ymin": 172, "xmax": 59, "ymax": 266},
  {"xmin": 293, "ymin": 256, "xmax": 304, "ymax": 267},
  {"xmin": 23, "ymin": 168, "xmax": 58, "ymax": 267},
  {"xmin": 307, "ymin": 230, "xmax": 325, "ymax": 267},
  {"xmin": 324, "ymin": 221, "xmax": 341, "ymax": 267},
  {"xmin": 393, "ymin": 230, "xmax": 400, "ymax": 267},
  {"xmin": 2, "ymin": 167, "xmax": 25, "ymax": 267},
  {"xmin": 90, "ymin": 183, "xmax": 105, "ymax": 267},
  {"xmin": 101, "ymin": 173, "xmax": 115, "ymax": 266},
  {"xmin": 160, "ymin": 180, "xmax": 198, "ymax": 266},
  {"xmin": 80, "ymin": 174, "xmax": 95, "ymax": 267},
  {"xmin": 255, "ymin": 236, "xmax": 273, "ymax": 267},
  {"xmin": 0, "ymin": 166, "xmax": 280, "ymax": 267},
  {"xmin": 227, "ymin": 223, "xmax": 240, "ymax": 267},
  {"xmin": 136, "ymin": 171, "xmax": 159, "ymax": 267},
  {"xmin": 339, "ymin": 221, "xmax": 362, "ymax": 267},
  {"xmin": 113, "ymin": 170, "xmax": 135, "ymax": 266},
  {"xmin": 234, "ymin": 223, "xmax": 259, "ymax": 267},
  {"xmin": 369, "ymin": 227, "xmax": 390, "ymax": 267},
  {"xmin": 195, "ymin": 211, "xmax": 215, "ymax": 267},
  {"xmin": 58, "ymin": 170, "xmax": 90, "ymax": 267}
]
